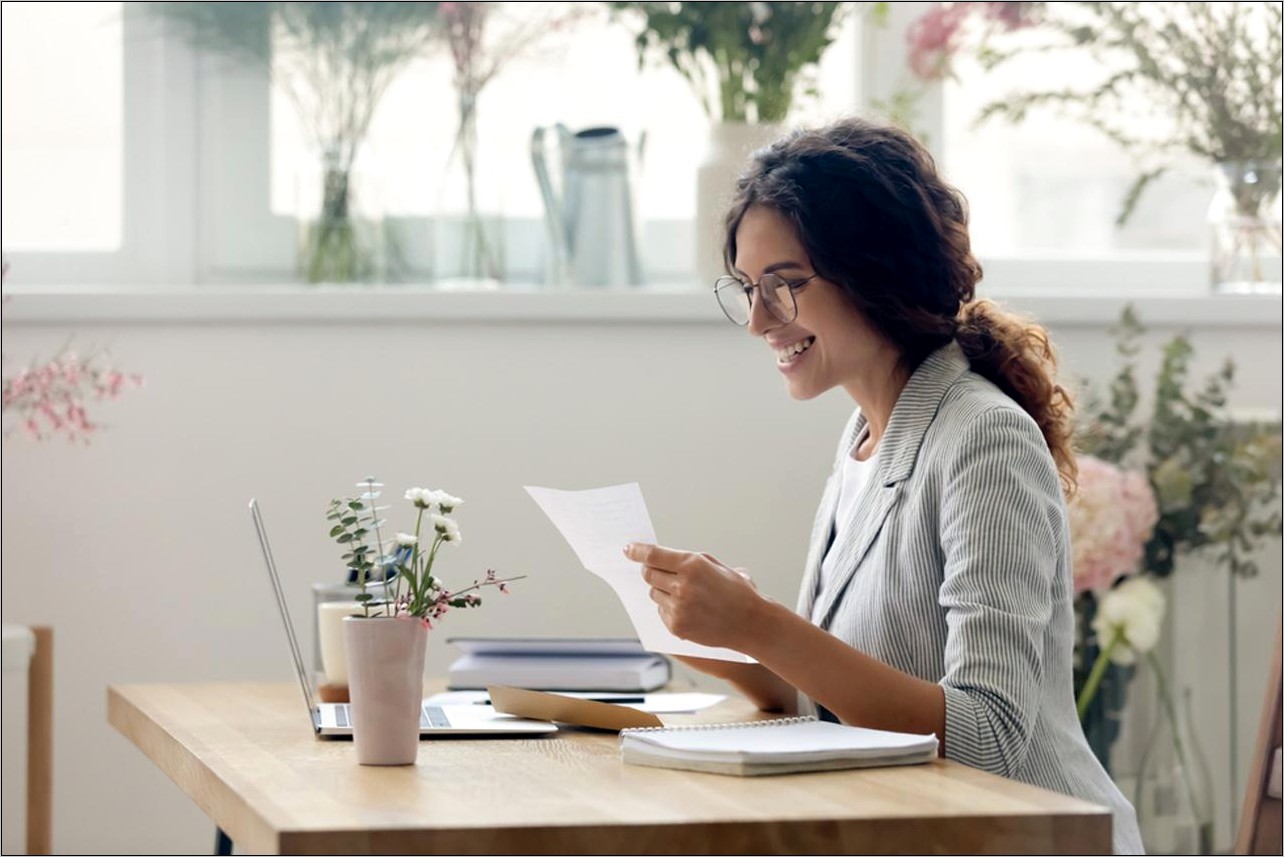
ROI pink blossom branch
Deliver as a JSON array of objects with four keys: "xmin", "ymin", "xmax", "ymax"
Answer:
[{"xmin": 2, "ymin": 264, "xmax": 143, "ymax": 443}]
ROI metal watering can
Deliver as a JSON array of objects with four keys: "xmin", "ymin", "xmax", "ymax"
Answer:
[{"xmin": 531, "ymin": 125, "xmax": 646, "ymax": 287}]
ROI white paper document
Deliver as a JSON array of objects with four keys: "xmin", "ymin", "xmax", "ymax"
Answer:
[{"xmin": 525, "ymin": 483, "xmax": 755, "ymax": 663}]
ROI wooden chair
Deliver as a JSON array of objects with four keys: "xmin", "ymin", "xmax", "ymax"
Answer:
[
  {"xmin": 1236, "ymin": 615, "xmax": 1282, "ymax": 855},
  {"xmin": 27, "ymin": 626, "xmax": 53, "ymax": 856}
]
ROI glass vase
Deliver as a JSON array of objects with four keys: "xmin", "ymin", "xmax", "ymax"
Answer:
[
  {"xmin": 1073, "ymin": 592, "xmax": 1132, "ymax": 773},
  {"xmin": 1208, "ymin": 161, "xmax": 1282, "ymax": 295},
  {"xmin": 432, "ymin": 93, "xmax": 504, "ymax": 289},
  {"xmin": 1134, "ymin": 686, "xmax": 1215, "ymax": 855},
  {"xmin": 296, "ymin": 145, "xmax": 386, "ymax": 285}
]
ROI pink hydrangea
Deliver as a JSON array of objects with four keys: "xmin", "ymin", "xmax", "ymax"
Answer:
[{"xmin": 1067, "ymin": 456, "xmax": 1159, "ymax": 593}]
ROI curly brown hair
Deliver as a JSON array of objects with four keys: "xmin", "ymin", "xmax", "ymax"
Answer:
[{"xmin": 723, "ymin": 116, "xmax": 1078, "ymax": 495}]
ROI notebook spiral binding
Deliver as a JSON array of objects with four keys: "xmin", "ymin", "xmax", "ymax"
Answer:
[{"xmin": 620, "ymin": 715, "xmax": 818, "ymax": 735}]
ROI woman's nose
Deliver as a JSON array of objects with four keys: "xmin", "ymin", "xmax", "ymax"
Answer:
[{"xmin": 746, "ymin": 289, "xmax": 777, "ymax": 337}]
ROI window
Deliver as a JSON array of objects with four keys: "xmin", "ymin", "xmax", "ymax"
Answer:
[
  {"xmin": 2, "ymin": 2, "xmax": 197, "ymax": 286},
  {"xmin": 941, "ymin": 32, "xmax": 1211, "ymax": 258},
  {"xmin": 2, "ymin": 2, "xmax": 123, "ymax": 252}
]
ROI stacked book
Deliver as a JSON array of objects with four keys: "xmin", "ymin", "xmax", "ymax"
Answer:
[{"xmin": 446, "ymin": 637, "xmax": 671, "ymax": 692}]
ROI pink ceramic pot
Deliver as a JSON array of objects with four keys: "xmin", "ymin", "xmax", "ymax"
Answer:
[{"xmin": 342, "ymin": 616, "xmax": 427, "ymax": 765}]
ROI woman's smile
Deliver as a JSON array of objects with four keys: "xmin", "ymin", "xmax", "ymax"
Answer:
[{"xmin": 774, "ymin": 335, "xmax": 816, "ymax": 368}]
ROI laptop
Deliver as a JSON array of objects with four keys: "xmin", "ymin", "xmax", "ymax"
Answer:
[{"xmin": 249, "ymin": 498, "xmax": 558, "ymax": 738}]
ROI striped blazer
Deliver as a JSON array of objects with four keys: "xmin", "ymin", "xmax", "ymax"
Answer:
[{"xmin": 795, "ymin": 341, "xmax": 1143, "ymax": 855}]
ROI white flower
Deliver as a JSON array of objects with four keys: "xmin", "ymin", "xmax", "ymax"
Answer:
[
  {"xmin": 431, "ymin": 513, "xmax": 461, "ymax": 544},
  {"xmin": 404, "ymin": 487, "xmax": 463, "ymax": 512},
  {"xmin": 1092, "ymin": 576, "xmax": 1166, "ymax": 666},
  {"xmin": 423, "ymin": 490, "xmax": 463, "ymax": 513},
  {"xmin": 394, "ymin": 532, "xmax": 418, "ymax": 548}
]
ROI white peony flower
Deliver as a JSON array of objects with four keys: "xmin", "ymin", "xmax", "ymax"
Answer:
[
  {"xmin": 1092, "ymin": 576, "xmax": 1166, "ymax": 666},
  {"xmin": 404, "ymin": 487, "xmax": 430, "ymax": 508},
  {"xmin": 394, "ymin": 532, "xmax": 418, "ymax": 547},
  {"xmin": 431, "ymin": 513, "xmax": 461, "ymax": 544}
]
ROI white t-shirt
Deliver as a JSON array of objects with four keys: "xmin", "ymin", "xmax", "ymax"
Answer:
[{"xmin": 816, "ymin": 441, "xmax": 879, "ymax": 601}]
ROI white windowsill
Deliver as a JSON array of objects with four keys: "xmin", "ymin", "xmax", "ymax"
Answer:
[{"xmin": 2, "ymin": 284, "xmax": 1280, "ymax": 328}]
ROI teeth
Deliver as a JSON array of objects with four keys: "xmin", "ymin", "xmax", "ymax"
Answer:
[{"xmin": 776, "ymin": 337, "xmax": 815, "ymax": 363}]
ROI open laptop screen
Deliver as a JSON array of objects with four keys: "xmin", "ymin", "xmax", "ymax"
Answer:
[{"xmin": 250, "ymin": 498, "xmax": 321, "ymax": 730}]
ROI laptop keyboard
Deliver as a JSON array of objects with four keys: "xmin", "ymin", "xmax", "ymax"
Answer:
[{"xmin": 334, "ymin": 704, "xmax": 449, "ymax": 729}]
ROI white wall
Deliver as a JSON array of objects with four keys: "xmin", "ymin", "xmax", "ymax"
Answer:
[{"xmin": 1, "ymin": 293, "xmax": 1280, "ymax": 854}]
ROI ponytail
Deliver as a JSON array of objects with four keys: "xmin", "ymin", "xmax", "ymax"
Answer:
[
  {"xmin": 724, "ymin": 118, "xmax": 1078, "ymax": 495},
  {"xmin": 956, "ymin": 299, "xmax": 1078, "ymax": 496}
]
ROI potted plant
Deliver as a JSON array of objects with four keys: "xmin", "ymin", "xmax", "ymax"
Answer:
[
  {"xmin": 327, "ymin": 478, "xmax": 521, "ymax": 765},
  {"xmin": 609, "ymin": 2, "xmax": 850, "ymax": 286}
]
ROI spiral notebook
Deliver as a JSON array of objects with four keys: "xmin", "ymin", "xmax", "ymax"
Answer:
[{"xmin": 619, "ymin": 716, "xmax": 938, "ymax": 776}]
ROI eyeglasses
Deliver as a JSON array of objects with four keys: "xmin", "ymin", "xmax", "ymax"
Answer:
[{"xmin": 713, "ymin": 272, "xmax": 818, "ymax": 326}]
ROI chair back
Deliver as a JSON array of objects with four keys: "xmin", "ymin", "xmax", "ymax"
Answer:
[{"xmin": 1236, "ymin": 614, "xmax": 1282, "ymax": 855}]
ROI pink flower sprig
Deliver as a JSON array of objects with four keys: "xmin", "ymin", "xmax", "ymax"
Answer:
[
  {"xmin": 1, "ymin": 264, "xmax": 143, "ymax": 443},
  {"xmin": 2, "ymin": 350, "xmax": 144, "ymax": 442},
  {"xmin": 906, "ymin": 1, "xmax": 1037, "ymax": 81},
  {"xmin": 437, "ymin": 1, "xmax": 592, "ymax": 104},
  {"xmin": 407, "ymin": 568, "xmax": 525, "ymax": 631}
]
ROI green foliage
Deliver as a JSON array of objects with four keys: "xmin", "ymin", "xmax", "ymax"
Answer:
[
  {"xmin": 1079, "ymin": 306, "xmax": 1283, "ymax": 577},
  {"xmin": 973, "ymin": 2, "xmax": 1284, "ymax": 225},
  {"xmin": 609, "ymin": 2, "xmax": 850, "ymax": 123},
  {"xmin": 325, "ymin": 477, "xmax": 390, "ymax": 617},
  {"xmin": 1078, "ymin": 306, "xmax": 1145, "ymax": 462}
]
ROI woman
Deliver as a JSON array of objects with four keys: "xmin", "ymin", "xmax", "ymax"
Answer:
[{"xmin": 624, "ymin": 118, "xmax": 1143, "ymax": 854}]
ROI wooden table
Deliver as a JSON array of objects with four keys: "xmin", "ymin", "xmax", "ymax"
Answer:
[{"xmin": 108, "ymin": 683, "xmax": 1111, "ymax": 854}]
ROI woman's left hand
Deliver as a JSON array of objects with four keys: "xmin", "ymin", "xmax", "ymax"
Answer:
[{"xmin": 623, "ymin": 543, "xmax": 764, "ymax": 652}]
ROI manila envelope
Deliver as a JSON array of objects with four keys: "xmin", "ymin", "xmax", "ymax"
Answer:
[{"xmin": 488, "ymin": 685, "xmax": 663, "ymax": 731}]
